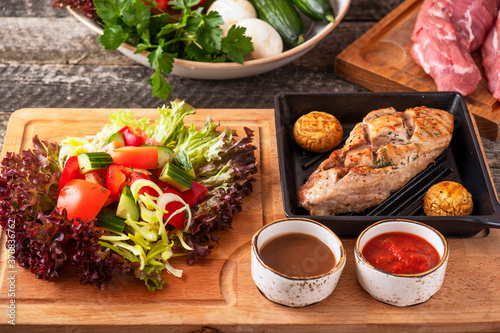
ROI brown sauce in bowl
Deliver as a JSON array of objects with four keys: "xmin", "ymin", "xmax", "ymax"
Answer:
[{"xmin": 260, "ymin": 233, "xmax": 336, "ymax": 278}]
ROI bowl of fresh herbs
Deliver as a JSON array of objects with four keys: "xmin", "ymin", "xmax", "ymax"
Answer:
[{"xmin": 53, "ymin": 0, "xmax": 350, "ymax": 101}]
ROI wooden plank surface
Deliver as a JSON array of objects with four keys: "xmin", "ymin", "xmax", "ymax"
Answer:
[
  {"xmin": 2, "ymin": 108, "xmax": 500, "ymax": 332},
  {"xmin": 335, "ymin": 0, "xmax": 500, "ymax": 141}
]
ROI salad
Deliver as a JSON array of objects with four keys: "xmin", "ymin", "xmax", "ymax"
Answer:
[{"xmin": 0, "ymin": 99, "xmax": 257, "ymax": 291}]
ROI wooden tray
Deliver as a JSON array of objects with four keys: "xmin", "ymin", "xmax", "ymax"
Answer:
[
  {"xmin": 2, "ymin": 108, "xmax": 500, "ymax": 331},
  {"xmin": 335, "ymin": 0, "xmax": 500, "ymax": 141}
]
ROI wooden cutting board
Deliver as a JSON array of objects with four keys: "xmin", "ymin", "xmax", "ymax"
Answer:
[
  {"xmin": 2, "ymin": 108, "xmax": 500, "ymax": 331},
  {"xmin": 335, "ymin": 0, "xmax": 500, "ymax": 141}
]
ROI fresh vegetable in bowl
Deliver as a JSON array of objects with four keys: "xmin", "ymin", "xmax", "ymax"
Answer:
[
  {"xmin": 84, "ymin": 0, "xmax": 253, "ymax": 101},
  {"xmin": 0, "ymin": 99, "xmax": 257, "ymax": 292},
  {"xmin": 53, "ymin": 0, "xmax": 339, "ymax": 99}
]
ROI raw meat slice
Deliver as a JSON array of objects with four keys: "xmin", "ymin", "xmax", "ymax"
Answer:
[
  {"xmin": 452, "ymin": 0, "xmax": 498, "ymax": 52},
  {"xmin": 411, "ymin": 0, "xmax": 498, "ymax": 96},
  {"xmin": 482, "ymin": 10, "xmax": 500, "ymax": 100}
]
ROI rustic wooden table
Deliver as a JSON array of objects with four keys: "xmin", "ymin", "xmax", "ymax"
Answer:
[{"xmin": 2, "ymin": 0, "xmax": 500, "ymax": 332}]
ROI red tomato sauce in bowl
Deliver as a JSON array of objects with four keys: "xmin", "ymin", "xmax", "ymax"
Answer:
[{"xmin": 361, "ymin": 232, "xmax": 441, "ymax": 274}]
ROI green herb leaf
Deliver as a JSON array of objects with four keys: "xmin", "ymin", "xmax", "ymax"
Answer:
[
  {"xmin": 148, "ymin": 69, "xmax": 173, "ymax": 101},
  {"xmin": 222, "ymin": 26, "xmax": 253, "ymax": 64},
  {"xmin": 94, "ymin": 0, "xmax": 120, "ymax": 25},
  {"xmin": 121, "ymin": 0, "xmax": 150, "ymax": 37},
  {"xmin": 195, "ymin": 11, "xmax": 223, "ymax": 53},
  {"xmin": 98, "ymin": 25, "xmax": 130, "ymax": 50},
  {"xmin": 184, "ymin": 42, "xmax": 213, "ymax": 62}
]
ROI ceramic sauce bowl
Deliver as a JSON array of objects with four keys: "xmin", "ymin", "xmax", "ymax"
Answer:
[
  {"xmin": 355, "ymin": 219, "xmax": 449, "ymax": 307},
  {"xmin": 251, "ymin": 218, "xmax": 346, "ymax": 307}
]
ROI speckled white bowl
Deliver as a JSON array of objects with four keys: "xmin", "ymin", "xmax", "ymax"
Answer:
[
  {"xmin": 251, "ymin": 218, "xmax": 346, "ymax": 307},
  {"xmin": 355, "ymin": 219, "xmax": 449, "ymax": 307}
]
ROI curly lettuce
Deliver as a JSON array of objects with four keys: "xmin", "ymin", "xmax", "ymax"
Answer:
[
  {"xmin": 0, "ymin": 136, "xmax": 128, "ymax": 288},
  {"xmin": 1, "ymin": 100, "xmax": 258, "ymax": 291}
]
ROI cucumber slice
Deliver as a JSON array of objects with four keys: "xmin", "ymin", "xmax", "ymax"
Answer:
[
  {"xmin": 159, "ymin": 162, "xmax": 193, "ymax": 191},
  {"xmin": 77, "ymin": 152, "xmax": 113, "ymax": 174},
  {"xmin": 96, "ymin": 207, "xmax": 126, "ymax": 233},
  {"xmin": 174, "ymin": 149, "xmax": 195, "ymax": 178},
  {"xmin": 144, "ymin": 145, "xmax": 174, "ymax": 168},
  {"xmin": 105, "ymin": 132, "xmax": 125, "ymax": 145},
  {"xmin": 117, "ymin": 184, "xmax": 140, "ymax": 221},
  {"xmin": 157, "ymin": 146, "xmax": 175, "ymax": 168}
]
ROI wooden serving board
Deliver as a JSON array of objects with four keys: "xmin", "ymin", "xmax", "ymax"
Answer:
[
  {"xmin": 335, "ymin": 0, "xmax": 500, "ymax": 141},
  {"xmin": 2, "ymin": 108, "xmax": 500, "ymax": 331}
]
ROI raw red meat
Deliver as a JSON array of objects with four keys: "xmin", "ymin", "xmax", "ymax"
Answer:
[
  {"xmin": 411, "ymin": 0, "xmax": 498, "ymax": 96},
  {"xmin": 452, "ymin": 0, "xmax": 498, "ymax": 52},
  {"xmin": 482, "ymin": 10, "xmax": 500, "ymax": 100}
]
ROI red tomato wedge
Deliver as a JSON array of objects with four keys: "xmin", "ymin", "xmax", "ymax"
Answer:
[
  {"xmin": 84, "ymin": 169, "xmax": 107, "ymax": 187},
  {"xmin": 107, "ymin": 165, "xmax": 152, "ymax": 201},
  {"xmin": 57, "ymin": 156, "xmax": 81, "ymax": 198},
  {"xmin": 57, "ymin": 179, "xmax": 110, "ymax": 221},
  {"xmin": 111, "ymin": 146, "xmax": 159, "ymax": 169}
]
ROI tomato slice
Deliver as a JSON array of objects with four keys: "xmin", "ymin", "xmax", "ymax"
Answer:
[
  {"xmin": 111, "ymin": 146, "xmax": 159, "ymax": 169},
  {"xmin": 181, "ymin": 181, "xmax": 208, "ymax": 206},
  {"xmin": 84, "ymin": 169, "xmax": 107, "ymax": 187},
  {"xmin": 57, "ymin": 179, "xmax": 110, "ymax": 221},
  {"xmin": 57, "ymin": 156, "xmax": 81, "ymax": 198},
  {"xmin": 107, "ymin": 165, "xmax": 153, "ymax": 201}
]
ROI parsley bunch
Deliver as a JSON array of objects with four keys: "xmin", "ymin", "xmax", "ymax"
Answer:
[{"xmin": 94, "ymin": 0, "xmax": 253, "ymax": 101}]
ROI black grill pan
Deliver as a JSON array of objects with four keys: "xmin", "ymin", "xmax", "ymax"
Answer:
[{"xmin": 274, "ymin": 92, "xmax": 500, "ymax": 237}]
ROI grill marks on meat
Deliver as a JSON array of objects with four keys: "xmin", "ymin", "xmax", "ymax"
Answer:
[
  {"xmin": 297, "ymin": 107, "xmax": 454, "ymax": 216},
  {"xmin": 411, "ymin": 0, "xmax": 498, "ymax": 96}
]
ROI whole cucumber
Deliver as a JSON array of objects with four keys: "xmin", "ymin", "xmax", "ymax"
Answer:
[
  {"xmin": 248, "ymin": 0, "xmax": 305, "ymax": 48},
  {"xmin": 291, "ymin": 0, "xmax": 335, "ymax": 22}
]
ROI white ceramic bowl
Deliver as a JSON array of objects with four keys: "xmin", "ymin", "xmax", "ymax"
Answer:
[
  {"xmin": 355, "ymin": 219, "xmax": 449, "ymax": 307},
  {"xmin": 68, "ymin": 0, "xmax": 351, "ymax": 79},
  {"xmin": 251, "ymin": 218, "xmax": 346, "ymax": 307}
]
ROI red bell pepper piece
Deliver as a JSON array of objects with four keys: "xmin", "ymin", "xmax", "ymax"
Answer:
[
  {"xmin": 181, "ymin": 181, "xmax": 208, "ymax": 206},
  {"xmin": 107, "ymin": 164, "xmax": 128, "ymax": 202},
  {"xmin": 118, "ymin": 126, "xmax": 145, "ymax": 146},
  {"xmin": 118, "ymin": 126, "xmax": 162, "ymax": 147},
  {"xmin": 111, "ymin": 146, "xmax": 159, "ymax": 169},
  {"xmin": 163, "ymin": 187, "xmax": 187, "ymax": 229},
  {"xmin": 57, "ymin": 156, "xmax": 82, "ymax": 198}
]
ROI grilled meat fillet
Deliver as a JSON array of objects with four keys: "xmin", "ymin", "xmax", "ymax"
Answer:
[{"xmin": 297, "ymin": 106, "xmax": 454, "ymax": 216}]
